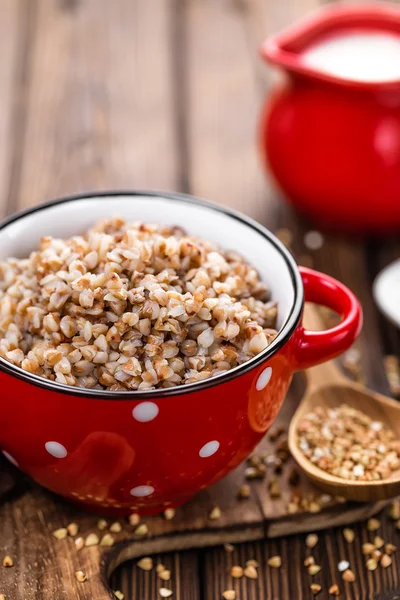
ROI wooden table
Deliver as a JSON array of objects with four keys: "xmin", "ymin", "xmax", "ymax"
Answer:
[{"xmin": 1, "ymin": 0, "xmax": 400, "ymax": 598}]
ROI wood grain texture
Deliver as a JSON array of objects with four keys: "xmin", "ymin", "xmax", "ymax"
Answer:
[
  {"xmin": 0, "ymin": 379, "xmax": 385, "ymax": 599},
  {"xmin": 0, "ymin": 0, "xmax": 25, "ymax": 217},
  {"xmin": 173, "ymin": 0, "xmax": 400, "ymax": 597},
  {"xmin": 113, "ymin": 509, "xmax": 400, "ymax": 600},
  {"xmin": 16, "ymin": 0, "xmax": 179, "ymax": 210},
  {"xmin": 1, "ymin": 0, "xmax": 400, "ymax": 598},
  {"xmin": 184, "ymin": 0, "xmax": 275, "ymax": 223}
]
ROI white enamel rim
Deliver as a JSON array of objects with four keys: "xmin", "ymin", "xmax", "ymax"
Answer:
[
  {"xmin": 0, "ymin": 190, "xmax": 304, "ymax": 400},
  {"xmin": 373, "ymin": 258, "xmax": 400, "ymax": 329}
]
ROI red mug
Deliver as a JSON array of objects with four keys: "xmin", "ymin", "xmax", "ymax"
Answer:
[
  {"xmin": 259, "ymin": 4, "xmax": 400, "ymax": 234},
  {"xmin": 0, "ymin": 191, "xmax": 362, "ymax": 515}
]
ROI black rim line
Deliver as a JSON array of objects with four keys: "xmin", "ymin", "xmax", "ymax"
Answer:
[{"xmin": 0, "ymin": 190, "xmax": 304, "ymax": 400}]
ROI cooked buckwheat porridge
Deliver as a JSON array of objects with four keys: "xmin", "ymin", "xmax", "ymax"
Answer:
[{"xmin": 0, "ymin": 217, "xmax": 278, "ymax": 390}]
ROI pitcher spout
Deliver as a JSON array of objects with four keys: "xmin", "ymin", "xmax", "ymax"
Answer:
[{"xmin": 261, "ymin": 3, "xmax": 400, "ymax": 90}]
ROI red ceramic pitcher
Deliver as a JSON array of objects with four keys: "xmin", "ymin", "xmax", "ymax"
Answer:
[{"xmin": 259, "ymin": 4, "xmax": 400, "ymax": 234}]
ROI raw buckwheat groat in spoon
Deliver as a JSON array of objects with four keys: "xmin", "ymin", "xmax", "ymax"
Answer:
[{"xmin": 0, "ymin": 217, "xmax": 278, "ymax": 391}]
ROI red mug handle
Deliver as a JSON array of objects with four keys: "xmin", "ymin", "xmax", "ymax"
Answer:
[{"xmin": 294, "ymin": 267, "xmax": 363, "ymax": 371}]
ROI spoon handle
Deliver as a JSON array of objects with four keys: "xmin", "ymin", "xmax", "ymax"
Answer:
[{"xmin": 303, "ymin": 302, "xmax": 347, "ymax": 389}]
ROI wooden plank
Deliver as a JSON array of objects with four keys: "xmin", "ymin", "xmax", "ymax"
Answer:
[
  {"xmin": 111, "ymin": 550, "xmax": 201, "ymax": 600},
  {"xmin": 201, "ymin": 511, "xmax": 400, "ymax": 600},
  {"xmin": 1, "ymin": 2, "xmax": 188, "ymax": 598},
  {"xmin": 202, "ymin": 541, "xmax": 267, "ymax": 600},
  {"xmin": 183, "ymin": 0, "xmax": 400, "ymax": 598},
  {"xmin": 365, "ymin": 236, "xmax": 400, "ymax": 365},
  {"xmin": 16, "ymin": 0, "xmax": 179, "ymax": 210},
  {"xmin": 0, "ymin": 381, "xmax": 386, "ymax": 599},
  {"xmin": 184, "ymin": 0, "xmax": 274, "ymax": 225},
  {"xmin": 2, "ymin": 1, "xmax": 400, "ymax": 599},
  {"xmin": 0, "ymin": 0, "xmax": 26, "ymax": 217}
]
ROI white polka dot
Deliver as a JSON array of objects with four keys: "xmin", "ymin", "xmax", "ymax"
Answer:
[
  {"xmin": 199, "ymin": 440, "xmax": 220, "ymax": 458},
  {"xmin": 130, "ymin": 485, "xmax": 154, "ymax": 497},
  {"xmin": 132, "ymin": 401, "xmax": 159, "ymax": 423},
  {"xmin": 256, "ymin": 366, "xmax": 272, "ymax": 391},
  {"xmin": 2, "ymin": 451, "xmax": 18, "ymax": 467},
  {"xmin": 45, "ymin": 441, "xmax": 68, "ymax": 458}
]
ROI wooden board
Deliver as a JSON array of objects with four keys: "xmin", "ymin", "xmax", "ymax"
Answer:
[
  {"xmin": 0, "ymin": 373, "xmax": 386, "ymax": 599},
  {"xmin": 1, "ymin": 0, "xmax": 399, "ymax": 598},
  {"xmin": 16, "ymin": 0, "xmax": 180, "ymax": 210},
  {"xmin": 0, "ymin": 0, "xmax": 24, "ymax": 218}
]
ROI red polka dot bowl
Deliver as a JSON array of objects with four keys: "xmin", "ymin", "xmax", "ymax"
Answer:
[{"xmin": 0, "ymin": 191, "xmax": 362, "ymax": 515}]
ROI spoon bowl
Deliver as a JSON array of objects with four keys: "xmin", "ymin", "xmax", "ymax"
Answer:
[{"xmin": 289, "ymin": 303, "xmax": 400, "ymax": 502}]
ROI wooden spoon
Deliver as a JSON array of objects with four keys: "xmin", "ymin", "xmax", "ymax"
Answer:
[{"xmin": 289, "ymin": 302, "xmax": 400, "ymax": 502}]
